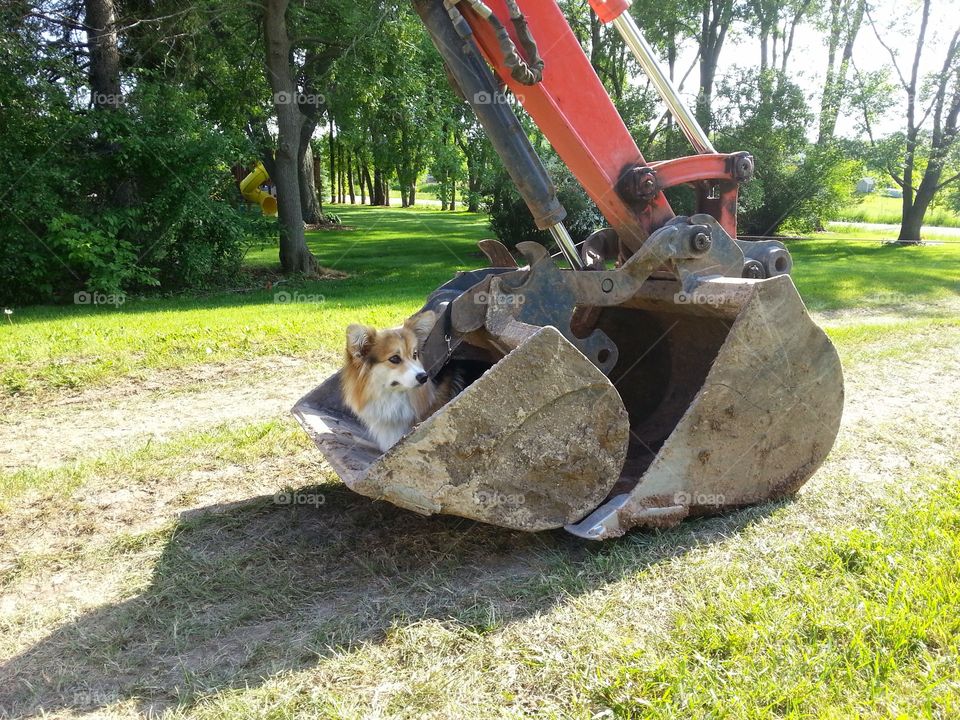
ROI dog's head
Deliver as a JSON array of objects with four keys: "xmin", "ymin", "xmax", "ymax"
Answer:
[{"xmin": 345, "ymin": 311, "xmax": 436, "ymax": 392}]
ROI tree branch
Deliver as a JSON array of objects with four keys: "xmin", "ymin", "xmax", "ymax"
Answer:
[{"xmin": 865, "ymin": 4, "xmax": 909, "ymax": 91}]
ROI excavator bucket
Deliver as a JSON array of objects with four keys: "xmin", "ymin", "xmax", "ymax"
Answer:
[
  {"xmin": 293, "ymin": 325, "xmax": 630, "ymax": 531},
  {"xmin": 292, "ymin": 0, "xmax": 844, "ymax": 539},
  {"xmin": 293, "ymin": 219, "xmax": 843, "ymax": 539},
  {"xmin": 563, "ymin": 272, "xmax": 843, "ymax": 539}
]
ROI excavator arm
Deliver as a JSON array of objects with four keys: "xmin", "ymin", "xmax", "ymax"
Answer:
[
  {"xmin": 414, "ymin": 0, "xmax": 753, "ymax": 256},
  {"xmin": 292, "ymin": 0, "xmax": 844, "ymax": 540}
]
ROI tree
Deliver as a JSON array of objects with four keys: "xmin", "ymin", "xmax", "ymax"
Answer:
[
  {"xmin": 817, "ymin": 0, "xmax": 866, "ymax": 144},
  {"xmin": 862, "ymin": 0, "xmax": 960, "ymax": 244},
  {"xmin": 263, "ymin": 0, "xmax": 317, "ymax": 274},
  {"xmin": 747, "ymin": 0, "xmax": 813, "ymax": 78},
  {"xmin": 696, "ymin": 0, "xmax": 739, "ymax": 131}
]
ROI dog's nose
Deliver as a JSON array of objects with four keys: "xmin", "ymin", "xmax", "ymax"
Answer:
[{"xmin": 416, "ymin": 372, "xmax": 428, "ymax": 385}]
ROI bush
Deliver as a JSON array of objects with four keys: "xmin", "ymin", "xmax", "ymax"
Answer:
[
  {"xmin": 484, "ymin": 156, "xmax": 604, "ymax": 252},
  {"xmin": 0, "ymin": 73, "xmax": 267, "ymax": 305}
]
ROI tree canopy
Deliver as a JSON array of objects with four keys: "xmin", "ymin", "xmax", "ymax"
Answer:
[{"xmin": 2, "ymin": 0, "xmax": 957, "ymax": 304}]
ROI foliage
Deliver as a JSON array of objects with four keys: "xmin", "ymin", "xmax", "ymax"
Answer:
[
  {"xmin": 0, "ymin": 63, "xmax": 265, "ymax": 304},
  {"xmin": 715, "ymin": 69, "xmax": 861, "ymax": 234},
  {"xmin": 484, "ymin": 156, "xmax": 604, "ymax": 251}
]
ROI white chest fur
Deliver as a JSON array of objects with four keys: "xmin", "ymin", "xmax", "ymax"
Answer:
[{"xmin": 357, "ymin": 391, "xmax": 418, "ymax": 451}]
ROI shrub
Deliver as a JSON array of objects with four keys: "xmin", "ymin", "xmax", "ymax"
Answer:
[
  {"xmin": 484, "ymin": 156, "xmax": 604, "ymax": 252},
  {"xmin": 0, "ymin": 75, "xmax": 268, "ymax": 305}
]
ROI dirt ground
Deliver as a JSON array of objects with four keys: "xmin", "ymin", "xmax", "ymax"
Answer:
[
  {"xmin": 3, "ymin": 306, "xmax": 957, "ymax": 475},
  {"xmin": 0, "ymin": 354, "xmax": 333, "ymax": 471},
  {"xmin": 1, "ymin": 306, "xmax": 958, "ymax": 718}
]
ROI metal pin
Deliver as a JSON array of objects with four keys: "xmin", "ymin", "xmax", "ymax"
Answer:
[{"xmin": 549, "ymin": 223, "xmax": 585, "ymax": 270}]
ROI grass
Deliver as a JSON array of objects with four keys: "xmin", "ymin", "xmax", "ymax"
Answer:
[
  {"xmin": 593, "ymin": 471, "xmax": 960, "ymax": 718},
  {"xmin": 820, "ymin": 223, "xmax": 960, "ymax": 242},
  {"xmin": 832, "ymin": 193, "xmax": 960, "ymax": 228},
  {"xmin": 1, "ymin": 206, "xmax": 488, "ymax": 398},
  {"xmin": 784, "ymin": 235, "xmax": 960, "ymax": 311},
  {"xmin": 6, "ymin": 413, "xmax": 956, "ymax": 718},
  {"xmin": 3, "ymin": 205, "xmax": 960, "ymax": 718},
  {"xmin": 2, "ymin": 205, "xmax": 958, "ymax": 400},
  {"xmin": 0, "ymin": 418, "xmax": 310, "ymax": 504}
]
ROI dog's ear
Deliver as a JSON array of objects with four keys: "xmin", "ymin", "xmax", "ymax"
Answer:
[
  {"xmin": 404, "ymin": 310, "xmax": 436, "ymax": 342},
  {"xmin": 346, "ymin": 324, "xmax": 375, "ymax": 360}
]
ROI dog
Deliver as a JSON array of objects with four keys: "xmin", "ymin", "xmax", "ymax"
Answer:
[{"xmin": 341, "ymin": 310, "xmax": 456, "ymax": 452}]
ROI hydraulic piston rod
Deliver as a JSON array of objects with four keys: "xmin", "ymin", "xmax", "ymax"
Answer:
[{"xmin": 606, "ymin": 8, "xmax": 716, "ymax": 154}]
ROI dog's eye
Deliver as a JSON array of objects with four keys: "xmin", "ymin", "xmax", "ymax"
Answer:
[
  {"xmin": 389, "ymin": 355, "xmax": 402, "ymax": 364},
  {"xmin": 413, "ymin": 350, "xmax": 419, "ymax": 359}
]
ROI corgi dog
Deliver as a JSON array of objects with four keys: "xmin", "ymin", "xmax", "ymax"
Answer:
[{"xmin": 341, "ymin": 310, "xmax": 452, "ymax": 452}]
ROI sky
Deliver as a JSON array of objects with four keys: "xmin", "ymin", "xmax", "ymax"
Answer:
[{"xmin": 663, "ymin": 0, "xmax": 958, "ymax": 140}]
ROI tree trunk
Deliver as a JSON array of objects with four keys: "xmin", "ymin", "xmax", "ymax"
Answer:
[
  {"xmin": 328, "ymin": 118, "xmax": 336, "ymax": 204},
  {"xmin": 373, "ymin": 167, "xmax": 383, "ymax": 205},
  {"xmin": 381, "ymin": 170, "xmax": 390, "ymax": 206},
  {"xmin": 409, "ymin": 182, "xmax": 416, "ymax": 206},
  {"xmin": 818, "ymin": 0, "xmax": 866, "ymax": 144},
  {"xmin": 696, "ymin": 0, "xmax": 732, "ymax": 133},
  {"xmin": 264, "ymin": 0, "xmax": 317, "ymax": 275},
  {"xmin": 313, "ymin": 142, "xmax": 324, "ymax": 207},
  {"xmin": 697, "ymin": 55, "xmax": 719, "ymax": 132},
  {"xmin": 356, "ymin": 155, "xmax": 366, "ymax": 204},
  {"xmin": 347, "ymin": 150, "xmax": 356, "ymax": 204},
  {"xmin": 363, "ymin": 164, "xmax": 375, "ymax": 205},
  {"xmin": 450, "ymin": 179, "xmax": 456, "ymax": 211},
  {"xmin": 86, "ymin": 0, "xmax": 137, "ymax": 207},
  {"xmin": 86, "ymin": 0, "xmax": 121, "ymax": 107},
  {"xmin": 337, "ymin": 143, "xmax": 347, "ymax": 205},
  {"xmin": 298, "ymin": 122, "xmax": 323, "ymax": 224},
  {"xmin": 898, "ymin": 156, "xmax": 944, "ymax": 244},
  {"xmin": 898, "ymin": 205, "xmax": 925, "ymax": 244},
  {"xmin": 466, "ymin": 155, "xmax": 480, "ymax": 212}
]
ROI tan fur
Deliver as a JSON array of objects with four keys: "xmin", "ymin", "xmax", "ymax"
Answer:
[{"xmin": 341, "ymin": 311, "xmax": 450, "ymax": 451}]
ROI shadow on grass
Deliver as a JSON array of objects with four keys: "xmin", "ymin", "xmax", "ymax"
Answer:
[{"xmin": 0, "ymin": 484, "xmax": 785, "ymax": 717}]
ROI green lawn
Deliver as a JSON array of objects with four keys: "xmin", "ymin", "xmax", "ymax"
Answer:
[
  {"xmin": 785, "ymin": 235, "xmax": 960, "ymax": 311},
  {"xmin": 594, "ymin": 470, "xmax": 960, "ymax": 717},
  {"xmin": 1, "ymin": 206, "xmax": 488, "ymax": 398},
  {"xmin": 832, "ymin": 193, "xmax": 960, "ymax": 228}
]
